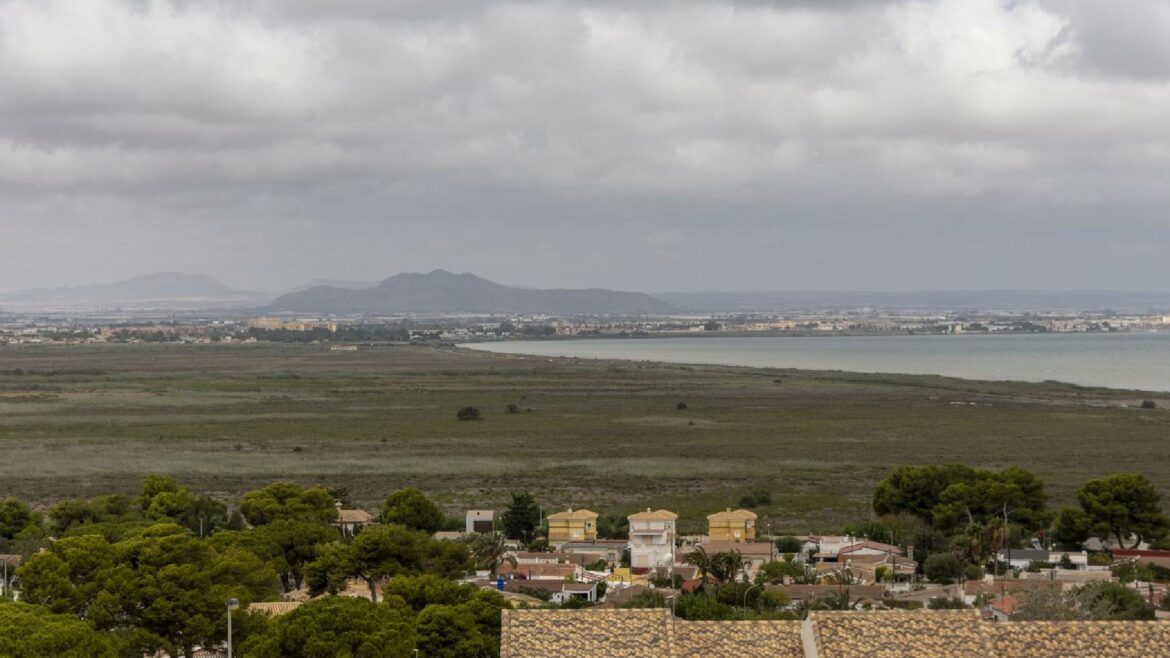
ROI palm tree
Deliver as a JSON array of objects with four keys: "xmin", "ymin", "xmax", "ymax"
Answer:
[
  {"xmin": 793, "ymin": 598, "xmax": 826, "ymax": 620},
  {"xmin": 685, "ymin": 546, "xmax": 712, "ymax": 580},
  {"xmin": 818, "ymin": 587, "xmax": 855, "ymax": 611},
  {"xmin": 715, "ymin": 550, "xmax": 747, "ymax": 584},
  {"xmin": 467, "ymin": 532, "xmax": 515, "ymax": 576},
  {"xmin": 823, "ymin": 567, "xmax": 857, "ymax": 586}
]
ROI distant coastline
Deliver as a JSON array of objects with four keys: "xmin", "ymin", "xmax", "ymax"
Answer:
[{"xmin": 463, "ymin": 332, "xmax": 1170, "ymax": 392}]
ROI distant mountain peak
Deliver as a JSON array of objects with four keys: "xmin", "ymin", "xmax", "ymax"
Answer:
[{"xmin": 271, "ymin": 271, "xmax": 673, "ymax": 315}]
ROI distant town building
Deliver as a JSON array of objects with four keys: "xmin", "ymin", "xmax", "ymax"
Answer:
[
  {"xmin": 466, "ymin": 509, "xmax": 495, "ymax": 534},
  {"xmin": 706, "ymin": 508, "xmax": 757, "ymax": 543},
  {"xmin": 333, "ymin": 502, "xmax": 373, "ymax": 539},
  {"xmin": 547, "ymin": 508, "xmax": 598, "ymax": 547},
  {"xmin": 249, "ymin": 317, "xmax": 338, "ymax": 332},
  {"xmin": 627, "ymin": 508, "xmax": 677, "ymax": 570}
]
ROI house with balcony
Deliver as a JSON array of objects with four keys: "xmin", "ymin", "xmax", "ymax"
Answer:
[
  {"xmin": 547, "ymin": 508, "xmax": 598, "ymax": 547},
  {"xmin": 627, "ymin": 508, "xmax": 677, "ymax": 571},
  {"xmin": 706, "ymin": 508, "xmax": 757, "ymax": 543}
]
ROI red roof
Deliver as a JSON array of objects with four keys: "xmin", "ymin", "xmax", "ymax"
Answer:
[
  {"xmin": 1113, "ymin": 549, "xmax": 1170, "ymax": 559},
  {"xmin": 837, "ymin": 540, "xmax": 904, "ymax": 556}
]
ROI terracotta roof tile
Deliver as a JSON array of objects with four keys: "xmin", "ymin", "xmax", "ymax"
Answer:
[
  {"xmin": 673, "ymin": 620, "xmax": 804, "ymax": 658},
  {"xmin": 990, "ymin": 621, "xmax": 1170, "ymax": 658},
  {"xmin": 696, "ymin": 541, "xmax": 774, "ymax": 556},
  {"xmin": 501, "ymin": 608, "xmax": 673, "ymax": 658},
  {"xmin": 246, "ymin": 601, "xmax": 304, "ymax": 617},
  {"xmin": 336, "ymin": 508, "xmax": 373, "ymax": 524},
  {"xmin": 547, "ymin": 508, "xmax": 599, "ymax": 521},
  {"xmin": 629, "ymin": 508, "xmax": 679, "ymax": 522},
  {"xmin": 706, "ymin": 508, "xmax": 758, "ymax": 522},
  {"xmin": 810, "ymin": 610, "xmax": 992, "ymax": 658},
  {"xmin": 499, "ymin": 607, "xmax": 1170, "ymax": 658}
]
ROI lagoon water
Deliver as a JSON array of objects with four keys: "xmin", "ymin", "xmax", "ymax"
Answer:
[{"xmin": 464, "ymin": 332, "xmax": 1170, "ymax": 391}]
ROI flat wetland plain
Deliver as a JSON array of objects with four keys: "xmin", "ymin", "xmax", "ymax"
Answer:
[{"xmin": 1, "ymin": 342, "xmax": 1168, "ymax": 533}]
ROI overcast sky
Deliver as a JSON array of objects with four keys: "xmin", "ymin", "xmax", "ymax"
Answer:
[{"xmin": 1, "ymin": 0, "xmax": 1168, "ymax": 293}]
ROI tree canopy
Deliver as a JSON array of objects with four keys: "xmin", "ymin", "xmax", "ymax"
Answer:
[
  {"xmin": 500, "ymin": 492, "xmax": 540, "ymax": 544},
  {"xmin": 17, "ymin": 523, "xmax": 278, "ymax": 658},
  {"xmin": 1075, "ymin": 473, "xmax": 1170, "ymax": 549},
  {"xmin": 305, "ymin": 525, "xmax": 471, "ymax": 601},
  {"xmin": 240, "ymin": 596, "xmax": 416, "ymax": 658},
  {"xmin": 381, "ymin": 488, "xmax": 444, "ymax": 534},
  {"xmin": 872, "ymin": 465, "xmax": 1050, "ymax": 533},
  {"xmin": 239, "ymin": 482, "xmax": 338, "ymax": 526},
  {"xmin": 0, "ymin": 498, "xmax": 40, "ymax": 544},
  {"xmin": 0, "ymin": 601, "xmax": 118, "ymax": 658}
]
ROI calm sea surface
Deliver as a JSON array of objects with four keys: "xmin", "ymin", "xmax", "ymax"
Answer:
[{"xmin": 463, "ymin": 333, "xmax": 1170, "ymax": 391}]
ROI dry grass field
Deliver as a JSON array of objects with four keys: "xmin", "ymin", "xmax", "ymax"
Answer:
[{"xmin": 1, "ymin": 342, "xmax": 1168, "ymax": 533}]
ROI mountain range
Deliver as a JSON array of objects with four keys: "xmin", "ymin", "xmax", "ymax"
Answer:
[
  {"xmin": 7, "ymin": 271, "xmax": 1170, "ymax": 315},
  {"xmin": 0, "ymin": 273, "xmax": 266, "ymax": 310},
  {"xmin": 269, "ymin": 270, "xmax": 675, "ymax": 314}
]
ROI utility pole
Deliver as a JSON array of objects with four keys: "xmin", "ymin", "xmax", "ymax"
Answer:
[
  {"xmin": 226, "ymin": 598, "xmax": 239, "ymax": 658},
  {"xmin": 743, "ymin": 583, "xmax": 762, "ymax": 619}
]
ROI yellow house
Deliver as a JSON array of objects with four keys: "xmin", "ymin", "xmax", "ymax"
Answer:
[
  {"xmin": 546, "ymin": 508, "xmax": 598, "ymax": 546},
  {"xmin": 706, "ymin": 508, "xmax": 757, "ymax": 543}
]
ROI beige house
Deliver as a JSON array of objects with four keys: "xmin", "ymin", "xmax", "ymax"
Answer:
[
  {"xmin": 547, "ymin": 508, "xmax": 598, "ymax": 546},
  {"xmin": 334, "ymin": 502, "xmax": 373, "ymax": 539},
  {"xmin": 707, "ymin": 508, "xmax": 757, "ymax": 543},
  {"xmin": 627, "ymin": 508, "xmax": 677, "ymax": 570}
]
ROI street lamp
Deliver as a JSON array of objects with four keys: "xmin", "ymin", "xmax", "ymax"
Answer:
[
  {"xmin": 226, "ymin": 598, "xmax": 240, "ymax": 658},
  {"xmin": 744, "ymin": 580, "xmax": 762, "ymax": 618}
]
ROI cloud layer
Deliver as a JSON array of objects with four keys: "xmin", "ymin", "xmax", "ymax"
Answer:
[{"xmin": 1, "ymin": 0, "xmax": 1167, "ymax": 292}]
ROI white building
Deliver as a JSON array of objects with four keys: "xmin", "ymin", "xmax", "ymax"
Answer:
[
  {"xmin": 628, "ymin": 508, "xmax": 678, "ymax": 570},
  {"xmin": 466, "ymin": 510, "xmax": 494, "ymax": 534}
]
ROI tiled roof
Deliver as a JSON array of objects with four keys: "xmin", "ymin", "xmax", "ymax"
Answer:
[
  {"xmin": 514, "ymin": 551, "xmax": 568, "ymax": 561},
  {"xmin": 547, "ymin": 508, "xmax": 599, "ymax": 521},
  {"xmin": 336, "ymin": 508, "xmax": 373, "ymax": 524},
  {"xmin": 511, "ymin": 563, "xmax": 578, "ymax": 579},
  {"xmin": 500, "ymin": 608, "xmax": 1170, "ymax": 658},
  {"xmin": 837, "ymin": 540, "xmax": 904, "ymax": 556},
  {"xmin": 1114, "ymin": 549, "xmax": 1170, "ymax": 560},
  {"xmin": 989, "ymin": 621, "xmax": 1170, "ymax": 658},
  {"xmin": 696, "ymin": 541, "xmax": 774, "ymax": 556},
  {"xmin": 673, "ymin": 620, "xmax": 804, "ymax": 658},
  {"xmin": 809, "ymin": 610, "xmax": 993, "ymax": 658},
  {"xmin": 501, "ymin": 608, "xmax": 673, "ymax": 658},
  {"xmin": 629, "ymin": 508, "xmax": 679, "ymax": 521},
  {"xmin": 707, "ymin": 508, "xmax": 758, "ymax": 522},
  {"xmin": 963, "ymin": 578, "xmax": 1063, "ymax": 597},
  {"xmin": 247, "ymin": 601, "xmax": 304, "ymax": 617}
]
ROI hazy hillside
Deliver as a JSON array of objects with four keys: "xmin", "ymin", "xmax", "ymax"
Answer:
[
  {"xmin": 0, "ymin": 272, "xmax": 264, "ymax": 309},
  {"xmin": 656, "ymin": 290, "xmax": 1170, "ymax": 313},
  {"xmin": 287, "ymin": 279, "xmax": 381, "ymax": 293},
  {"xmin": 270, "ymin": 270, "xmax": 674, "ymax": 314}
]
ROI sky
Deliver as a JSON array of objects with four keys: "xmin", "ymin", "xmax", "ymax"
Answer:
[{"xmin": 1, "ymin": 0, "xmax": 1168, "ymax": 294}]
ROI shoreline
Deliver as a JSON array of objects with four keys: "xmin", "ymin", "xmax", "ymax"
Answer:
[{"xmin": 459, "ymin": 333, "xmax": 1170, "ymax": 395}]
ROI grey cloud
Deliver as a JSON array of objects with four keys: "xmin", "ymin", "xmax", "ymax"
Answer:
[
  {"xmin": 1034, "ymin": 0, "xmax": 1170, "ymax": 80},
  {"xmin": 0, "ymin": 0, "xmax": 1167, "ymax": 293}
]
